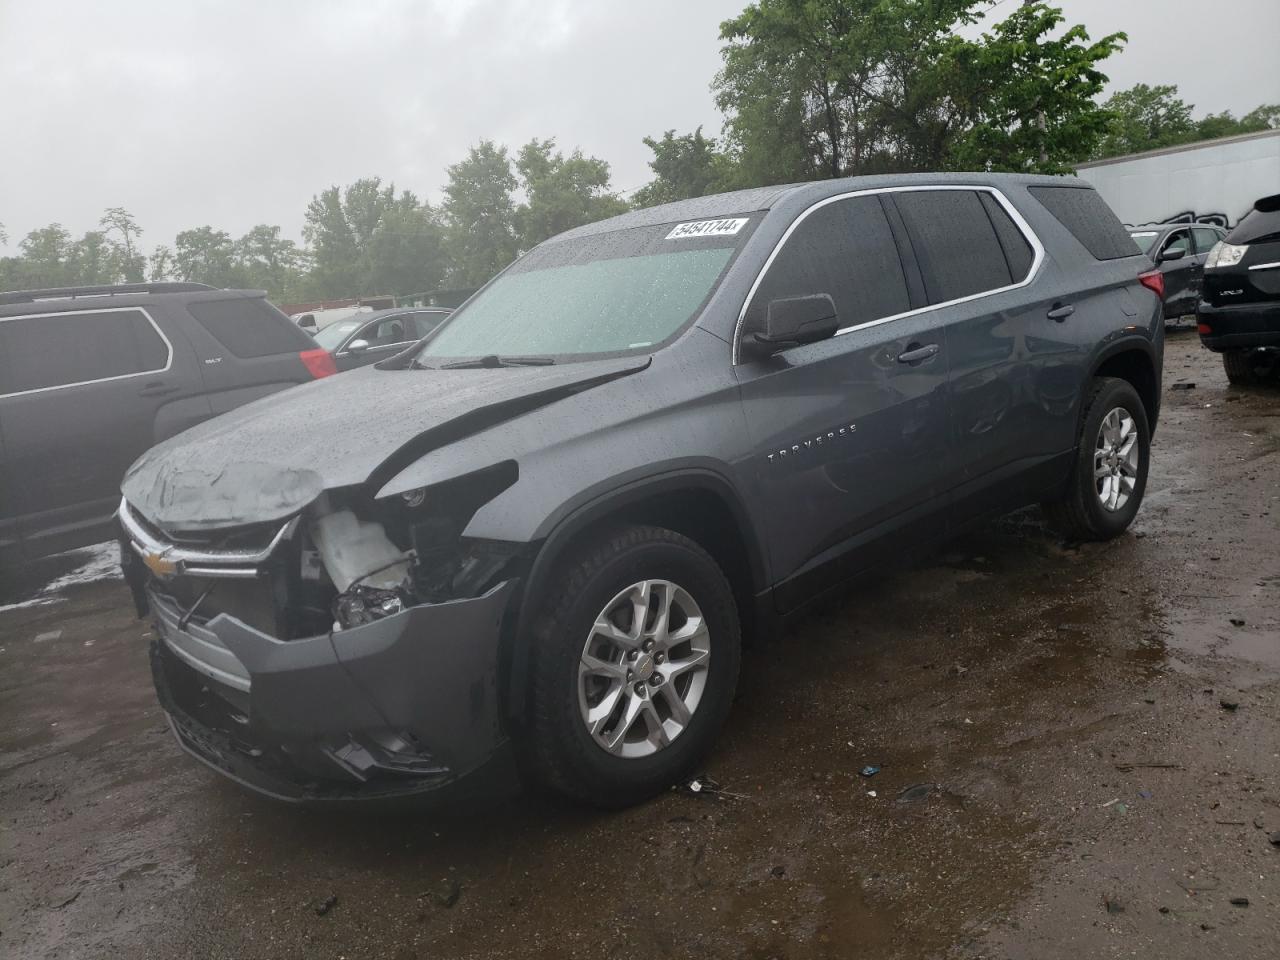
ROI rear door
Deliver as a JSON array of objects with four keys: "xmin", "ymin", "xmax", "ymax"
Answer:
[
  {"xmin": 179, "ymin": 293, "xmax": 318, "ymax": 417},
  {"xmin": 734, "ymin": 193, "xmax": 954, "ymax": 609},
  {"xmin": 1157, "ymin": 228, "xmax": 1195, "ymax": 317},
  {"xmin": 0, "ymin": 306, "xmax": 182, "ymax": 556},
  {"xmin": 890, "ymin": 187, "xmax": 1070, "ymax": 510}
]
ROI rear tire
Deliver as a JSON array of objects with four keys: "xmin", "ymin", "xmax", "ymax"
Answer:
[
  {"xmin": 1223, "ymin": 348, "xmax": 1278, "ymax": 385},
  {"xmin": 1042, "ymin": 377, "xmax": 1150, "ymax": 542},
  {"xmin": 524, "ymin": 525, "xmax": 741, "ymax": 808}
]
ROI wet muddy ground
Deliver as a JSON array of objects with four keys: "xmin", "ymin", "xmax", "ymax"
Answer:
[{"xmin": 2, "ymin": 331, "xmax": 1278, "ymax": 959}]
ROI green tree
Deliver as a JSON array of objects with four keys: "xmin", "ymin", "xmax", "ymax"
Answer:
[
  {"xmin": 1240, "ymin": 104, "xmax": 1280, "ymax": 131},
  {"xmin": 16, "ymin": 224, "xmax": 74, "ymax": 287},
  {"xmin": 148, "ymin": 245, "xmax": 175, "ymax": 282},
  {"xmin": 632, "ymin": 128, "xmax": 736, "ymax": 207},
  {"xmin": 442, "ymin": 141, "xmax": 519, "ymax": 287},
  {"xmin": 235, "ymin": 224, "xmax": 307, "ymax": 298},
  {"xmin": 715, "ymin": 0, "xmax": 1124, "ymax": 181},
  {"xmin": 365, "ymin": 194, "xmax": 447, "ymax": 297},
  {"xmin": 1093, "ymin": 83, "xmax": 1195, "ymax": 158},
  {"xmin": 174, "ymin": 226, "xmax": 242, "ymax": 287},
  {"xmin": 67, "ymin": 230, "xmax": 119, "ymax": 285},
  {"xmin": 513, "ymin": 139, "xmax": 628, "ymax": 248},
  {"xmin": 303, "ymin": 178, "xmax": 445, "ymax": 297},
  {"xmin": 99, "ymin": 207, "xmax": 146, "ymax": 282}
]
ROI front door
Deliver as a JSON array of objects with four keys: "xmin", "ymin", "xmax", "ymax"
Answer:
[
  {"xmin": 733, "ymin": 193, "xmax": 953, "ymax": 610},
  {"xmin": 1157, "ymin": 228, "xmax": 1196, "ymax": 317}
]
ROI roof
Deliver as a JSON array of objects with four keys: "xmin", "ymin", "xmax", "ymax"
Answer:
[
  {"xmin": 0, "ymin": 281, "xmax": 216, "ymax": 307},
  {"xmin": 1076, "ymin": 128, "xmax": 1280, "ymax": 170},
  {"xmin": 549, "ymin": 171, "xmax": 1082, "ymax": 243}
]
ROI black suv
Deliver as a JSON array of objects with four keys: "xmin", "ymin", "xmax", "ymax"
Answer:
[
  {"xmin": 1129, "ymin": 222, "xmax": 1225, "ymax": 321},
  {"xmin": 0, "ymin": 283, "xmax": 334, "ymax": 563},
  {"xmin": 120, "ymin": 174, "xmax": 1163, "ymax": 807},
  {"xmin": 1198, "ymin": 193, "xmax": 1280, "ymax": 383}
]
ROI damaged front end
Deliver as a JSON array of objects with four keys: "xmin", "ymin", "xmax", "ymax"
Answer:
[{"xmin": 120, "ymin": 461, "xmax": 526, "ymax": 802}]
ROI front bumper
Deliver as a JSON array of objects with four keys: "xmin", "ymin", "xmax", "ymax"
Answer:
[
  {"xmin": 1196, "ymin": 300, "xmax": 1280, "ymax": 352},
  {"xmin": 148, "ymin": 578, "xmax": 517, "ymax": 802}
]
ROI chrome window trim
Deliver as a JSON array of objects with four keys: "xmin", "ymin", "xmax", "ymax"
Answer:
[
  {"xmin": 0, "ymin": 305, "xmax": 173, "ymax": 398},
  {"xmin": 731, "ymin": 184, "xmax": 1046, "ymax": 364}
]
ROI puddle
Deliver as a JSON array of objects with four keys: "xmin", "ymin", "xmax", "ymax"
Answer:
[{"xmin": 0, "ymin": 542, "xmax": 122, "ymax": 613}]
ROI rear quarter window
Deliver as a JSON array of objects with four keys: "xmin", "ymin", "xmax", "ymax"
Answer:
[
  {"xmin": 1028, "ymin": 186, "xmax": 1140, "ymax": 260},
  {"xmin": 186, "ymin": 297, "xmax": 314, "ymax": 358},
  {"xmin": 1227, "ymin": 194, "xmax": 1280, "ymax": 245}
]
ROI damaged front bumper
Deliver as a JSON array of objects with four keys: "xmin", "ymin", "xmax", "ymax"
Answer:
[{"xmin": 147, "ymin": 578, "xmax": 517, "ymax": 802}]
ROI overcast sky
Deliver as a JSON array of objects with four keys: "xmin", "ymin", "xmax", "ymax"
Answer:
[{"xmin": 1, "ymin": 0, "xmax": 1277, "ymax": 255}]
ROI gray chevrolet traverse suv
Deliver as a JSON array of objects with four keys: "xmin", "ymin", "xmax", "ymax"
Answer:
[{"xmin": 119, "ymin": 174, "xmax": 1163, "ymax": 807}]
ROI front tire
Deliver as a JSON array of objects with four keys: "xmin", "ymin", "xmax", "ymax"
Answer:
[
  {"xmin": 525, "ymin": 525, "xmax": 741, "ymax": 808},
  {"xmin": 1042, "ymin": 377, "xmax": 1150, "ymax": 542}
]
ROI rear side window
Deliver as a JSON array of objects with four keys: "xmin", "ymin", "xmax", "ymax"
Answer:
[
  {"xmin": 979, "ymin": 193, "xmax": 1034, "ymax": 281},
  {"xmin": 186, "ymin": 297, "xmax": 313, "ymax": 358},
  {"xmin": 1028, "ymin": 186, "xmax": 1139, "ymax": 260},
  {"xmin": 0, "ymin": 308, "xmax": 168, "ymax": 395},
  {"xmin": 894, "ymin": 190, "xmax": 1014, "ymax": 303},
  {"xmin": 1192, "ymin": 228, "xmax": 1223, "ymax": 253},
  {"xmin": 746, "ymin": 195, "xmax": 909, "ymax": 335}
]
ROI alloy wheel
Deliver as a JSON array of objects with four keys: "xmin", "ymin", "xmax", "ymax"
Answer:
[
  {"xmin": 577, "ymin": 579, "xmax": 711, "ymax": 758},
  {"xmin": 1094, "ymin": 407, "xmax": 1139, "ymax": 512}
]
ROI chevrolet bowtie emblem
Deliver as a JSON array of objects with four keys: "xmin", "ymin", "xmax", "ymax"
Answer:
[{"xmin": 142, "ymin": 548, "xmax": 178, "ymax": 578}]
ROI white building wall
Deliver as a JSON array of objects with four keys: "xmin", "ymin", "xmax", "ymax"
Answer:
[{"xmin": 1076, "ymin": 130, "xmax": 1280, "ymax": 226}]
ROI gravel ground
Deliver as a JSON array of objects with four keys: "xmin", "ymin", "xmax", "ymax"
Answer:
[{"xmin": 1, "ymin": 331, "xmax": 1277, "ymax": 959}]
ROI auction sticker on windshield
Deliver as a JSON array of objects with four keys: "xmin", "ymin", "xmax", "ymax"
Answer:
[{"xmin": 665, "ymin": 218, "xmax": 749, "ymax": 240}]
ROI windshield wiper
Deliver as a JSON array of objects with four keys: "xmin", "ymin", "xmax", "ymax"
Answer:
[{"xmin": 440, "ymin": 354, "xmax": 556, "ymax": 369}]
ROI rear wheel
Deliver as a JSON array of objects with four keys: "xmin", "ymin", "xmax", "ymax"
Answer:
[
  {"xmin": 1223, "ymin": 348, "xmax": 1278, "ymax": 385},
  {"xmin": 1042, "ymin": 377, "xmax": 1150, "ymax": 542},
  {"xmin": 525, "ymin": 525, "xmax": 741, "ymax": 808}
]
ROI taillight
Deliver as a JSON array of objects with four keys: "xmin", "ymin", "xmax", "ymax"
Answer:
[
  {"xmin": 299, "ymin": 348, "xmax": 337, "ymax": 379},
  {"xmin": 1198, "ymin": 323, "xmax": 1212, "ymax": 335},
  {"xmin": 1138, "ymin": 269, "xmax": 1164, "ymax": 300}
]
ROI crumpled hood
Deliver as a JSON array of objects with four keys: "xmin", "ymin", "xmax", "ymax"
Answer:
[{"xmin": 123, "ymin": 357, "xmax": 649, "ymax": 530}]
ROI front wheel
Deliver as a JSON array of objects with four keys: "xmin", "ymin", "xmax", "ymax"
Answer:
[
  {"xmin": 1042, "ymin": 377, "xmax": 1150, "ymax": 541},
  {"xmin": 524, "ymin": 525, "xmax": 741, "ymax": 808}
]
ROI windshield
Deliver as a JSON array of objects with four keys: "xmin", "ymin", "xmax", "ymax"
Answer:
[
  {"xmin": 312, "ymin": 319, "xmax": 363, "ymax": 350},
  {"xmin": 416, "ymin": 217, "xmax": 757, "ymax": 361},
  {"xmin": 1129, "ymin": 231, "xmax": 1159, "ymax": 254}
]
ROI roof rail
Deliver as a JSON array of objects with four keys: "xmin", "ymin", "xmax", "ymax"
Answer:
[{"xmin": 0, "ymin": 282, "xmax": 216, "ymax": 306}]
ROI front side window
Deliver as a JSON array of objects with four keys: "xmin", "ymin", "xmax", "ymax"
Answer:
[
  {"xmin": 0, "ymin": 308, "xmax": 168, "ymax": 395},
  {"xmin": 417, "ymin": 218, "xmax": 757, "ymax": 362},
  {"xmin": 894, "ymin": 190, "xmax": 1015, "ymax": 303},
  {"xmin": 369, "ymin": 315, "xmax": 414, "ymax": 346},
  {"xmin": 743, "ymin": 195, "xmax": 909, "ymax": 339},
  {"xmin": 1161, "ymin": 231, "xmax": 1190, "ymax": 257}
]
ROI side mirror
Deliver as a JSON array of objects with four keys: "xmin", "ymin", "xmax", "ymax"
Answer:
[
  {"xmin": 1160, "ymin": 245, "xmax": 1187, "ymax": 263},
  {"xmin": 297, "ymin": 314, "xmax": 317, "ymax": 331},
  {"xmin": 741, "ymin": 294, "xmax": 839, "ymax": 361},
  {"xmin": 346, "ymin": 338, "xmax": 370, "ymax": 354}
]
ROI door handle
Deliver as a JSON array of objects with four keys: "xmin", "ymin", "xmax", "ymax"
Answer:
[
  {"xmin": 897, "ymin": 342, "xmax": 939, "ymax": 364},
  {"xmin": 1046, "ymin": 303, "xmax": 1075, "ymax": 322},
  {"xmin": 138, "ymin": 381, "xmax": 180, "ymax": 398}
]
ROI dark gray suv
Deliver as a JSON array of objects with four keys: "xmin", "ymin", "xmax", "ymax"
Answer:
[
  {"xmin": 0, "ymin": 283, "xmax": 334, "ymax": 564},
  {"xmin": 120, "ymin": 174, "xmax": 1163, "ymax": 807}
]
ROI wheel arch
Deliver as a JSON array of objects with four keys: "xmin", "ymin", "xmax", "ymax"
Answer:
[
  {"xmin": 1089, "ymin": 339, "xmax": 1160, "ymax": 436},
  {"xmin": 501, "ymin": 469, "xmax": 768, "ymax": 724}
]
